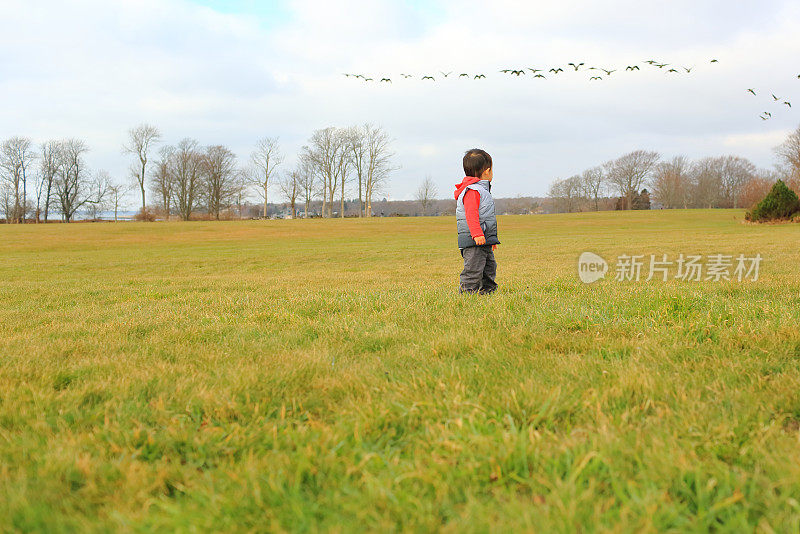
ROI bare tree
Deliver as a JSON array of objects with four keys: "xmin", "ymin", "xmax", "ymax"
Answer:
[
  {"xmin": 0, "ymin": 136, "xmax": 37, "ymax": 223},
  {"xmin": 652, "ymin": 156, "xmax": 691, "ymax": 209},
  {"xmin": 107, "ymin": 182, "xmax": 130, "ymax": 222},
  {"xmin": 580, "ymin": 166, "xmax": 604, "ymax": 211},
  {"xmin": 415, "ymin": 175, "xmax": 439, "ymax": 215},
  {"xmin": 202, "ymin": 145, "xmax": 239, "ymax": 220},
  {"xmin": 335, "ymin": 132, "xmax": 351, "ymax": 218},
  {"xmin": 297, "ymin": 153, "xmax": 316, "ymax": 218},
  {"xmin": 123, "ymin": 124, "xmax": 161, "ymax": 210},
  {"xmin": 718, "ymin": 155, "xmax": 756, "ymax": 208},
  {"xmin": 739, "ymin": 169, "xmax": 776, "ymax": 209},
  {"xmin": 86, "ymin": 170, "xmax": 113, "ymax": 220},
  {"xmin": 604, "ymin": 150, "xmax": 660, "ymax": 210},
  {"xmin": 37, "ymin": 141, "xmax": 61, "ymax": 223},
  {"xmin": 304, "ymin": 128, "xmax": 342, "ymax": 218},
  {"xmin": 548, "ymin": 175, "xmax": 585, "ymax": 213},
  {"xmin": 347, "ymin": 125, "xmax": 370, "ymax": 216},
  {"xmin": 278, "ymin": 167, "xmax": 301, "ymax": 218},
  {"xmin": 151, "ymin": 145, "xmax": 175, "ymax": 219},
  {"xmin": 774, "ymin": 125, "xmax": 800, "ymax": 190},
  {"xmin": 250, "ymin": 137, "xmax": 283, "ymax": 218},
  {"xmin": 172, "ymin": 138, "xmax": 202, "ymax": 221},
  {"xmin": 364, "ymin": 124, "xmax": 395, "ymax": 217},
  {"xmin": 690, "ymin": 157, "xmax": 723, "ymax": 208},
  {"xmin": 53, "ymin": 139, "xmax": 92, "ymax": 222}
]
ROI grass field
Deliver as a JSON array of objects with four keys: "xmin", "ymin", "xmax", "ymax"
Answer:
[{"xmin": 1, "ymin": 209, "xmax": 800, "ymax": 532}]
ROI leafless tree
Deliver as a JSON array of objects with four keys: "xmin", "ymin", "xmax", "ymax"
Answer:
[
  {"xmin": 604, "ymin": 150, "xmax": 660, "ymax": 210},
  {"xmin": 250, "ymin": 137, "xmax": 283, "ymax": 218},
  {"xmin": 347, "ymin": 125, "xmax": 369, "ymax": 216},
  {"xmin": 37, "ymin": 141, "xmax": 61, "ymax": 223},
  {"xmin": 548, "ymin": 175, "xmax": 585, "ymax": 213},
  {"xmin": 123, "ymin": 124, "xmax": 161, "ymax": 210},
  {"xmin": 774, "ymin": 125, "xmax": 800, "ymax": 189},
  {"xmin": 364, "ymin": 124, "xmax": 395, "ymax": 217},
  {"xmin": 717, "ymin": 155, "xmax": 756, "ymax": 208},
  {"xmin": 107, "ymin": 182, "xmax": 130, "ymax": 222},
  {"xmin": 86, "ymin": 170, "xmax": 113, "ymax": 220},
  {"xmin": 651, "ymin": 156, "xmax": 691, "ymax": 209},
  {"xmin": 297, "ymin": 153, "xmax": 316, "ymax": 218},
  {"xmin": 690, "ymin": 157, "xmax": 723, "ymax": 208},
  {"xmin": 202, "ymin": 145, "xmax": 239, "ymax": 220},
  {"xmin": 278, "ymin": 166, "xmax": 301, "ymax": 218},
  {"xmin": 172, "ymin": 138, "xmax": 202, "ymax": 221},
  {"xmin": 0, "ymin": 136, "xmax": 37, "ymax": 223},
  {"xmin": 415, "ymin": 175, "xmax": 439, "ymax": 215},
  {"xmin": 53, "ymin": 139, "xmax": 92, "ymax": 222},
  {"xmin": 151, "ymin": 145, "xmax": 175, "ymax": 219},
  {"xmin": 580, "ymin": 166, "xmax": 604, "ymax": 211},
  {"xmin": 304, "ymin": 128, "xmax": 342, "ymax": 218}
]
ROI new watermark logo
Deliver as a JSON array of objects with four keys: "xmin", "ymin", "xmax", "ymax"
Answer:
[
  {"xmin": 578, "ymin": 252, "xmax": 609, "ymax": 284},
  {"xmin": 578, "ymin": 252, "xmax": 762, "ymax": 283}
]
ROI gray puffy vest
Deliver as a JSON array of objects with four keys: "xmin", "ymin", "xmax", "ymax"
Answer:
[{"xmin": 456, "ymin": 180, "xmax": 500, "ymax": 249}]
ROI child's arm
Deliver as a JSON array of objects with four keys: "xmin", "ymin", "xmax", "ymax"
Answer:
[{"xmin": 463, "ymin": 189, "xmax": 484, "ymax": 244}]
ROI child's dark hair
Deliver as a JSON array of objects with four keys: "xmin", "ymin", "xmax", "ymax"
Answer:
[{"xmin": 463, "ymin": 148, "xmax": 492, "ymax": 178}]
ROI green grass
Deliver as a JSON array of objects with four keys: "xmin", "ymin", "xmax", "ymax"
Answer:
[{"xmin": 1, "ymin": 209, "xmax": 799, "ymax": 532}]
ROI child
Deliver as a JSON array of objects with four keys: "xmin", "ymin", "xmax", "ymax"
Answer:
[{"xmin": 453, "ymin": 148, "xmax": 500, "ymax": 294}]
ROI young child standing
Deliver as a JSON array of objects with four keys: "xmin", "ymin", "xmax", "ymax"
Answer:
[{"xmin": 454, "ymin": 148, "xmax": 500, "ymax": 294}]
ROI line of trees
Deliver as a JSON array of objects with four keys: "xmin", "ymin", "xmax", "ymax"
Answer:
[
  {"xmin": 140, "ymin": 123, "xmax": 396, "ymax": 221},
  {"xmin": 548, "ymin": 125, "xmax": 800, "ymax": 213},
  {"xmin": 0, "ymin": 122, "xmax": 396, "ymax": 223},
  {"xmin": 0, "ymin": 137, "xmax": 113, "ymax": 223}
]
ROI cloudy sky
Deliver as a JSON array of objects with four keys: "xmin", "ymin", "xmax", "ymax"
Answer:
[{"xmin": 1, "ymin": 0, "xmax": 799, "ymax": 202}]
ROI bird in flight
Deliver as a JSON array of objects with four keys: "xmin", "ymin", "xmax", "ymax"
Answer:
[
  {"xmin": 380, "ymin": 78, "xmax": 391, "ymax": 83},
  {"xmin": 643, "ymin": 60, "xmax": 658, "ymax": 65},
  {"xmin": 785, "ymin": 101, "xmax": 792, "ymax": 108},
  {"xmin": 459, "ymin": 73, "xmax": 469, "ymax": 78},
  {"xmin": 710, "ymin": 59, "xmax": 719, "ymax": 63},
  {"xmin": 625, "ymin": 65, "xmax": 640, "ymax": 71},
  {"xmin": 590, "ymin": 76, "xmax": 602, "ymax": 81},
  {"xmin": 440, "ymin": 71, "xmax": 452, "ymax": 78},
  {"xmin": 667, "ymin": 68, "xmax": 679, "ymax": 73},
  {"xmin": 421, "ymin": 76, "xmax": 434, "ymax": 81},
  {"xmin": 528, "ymin": 68, "xmax": 542, "ymax": 73},
  {"xmin": 601, "ymin": 69, "xmax": 616, "ymax": 76},
  {"xmin": 474, "ymin": 74, "xmax": 486, "ymax": 79},
  {"xmin": 363, "ymin": 77, "xmax": 373, "ymax": 82},
  {"xmin": 533, "ymin": 74, "xmax": 546, "ymax": 79},
  {"xmin": 764, "ymin": 111, "xmax": 772, "ymax": 117},
  {"xmin": 747, "ymin": 88, "xmax": 756, "ymax": 95},
  {"xmin": 772, "ymin": 94, "xmax": 781, "ymax": 101},
  {"xmin": 400, "ymin": 74, "xmax": 412, "ymax": 78},
  {"xmin": 760, "ymin": 115, "xmax": 769, "ymax": 120},
  {"xmin": 509, "ymin": 69, "xmax": 525, "ymax": 76},
  {"xmin": 683, "ymin": 67, "xmax": 693, "ymax": 73},
  {"xmin": 655, "ymin": 63, "xmax": 668, "ymax": 68},
  {"xmin": 568, "ymin": 62, "xmax": 584, "ymax": 71},
  {"xmin": 549, "ymin": 67, "xmax": 564, "ymax": 73}
]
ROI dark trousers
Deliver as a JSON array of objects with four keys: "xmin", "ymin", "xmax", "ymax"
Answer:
[{"xmin": 459, "ymin": 245, "xmax": 497, "ymax": 294}]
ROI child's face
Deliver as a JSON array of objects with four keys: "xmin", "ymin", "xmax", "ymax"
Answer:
[{"xmin": 481, "ymin": 167, "xmax": 493, "ymax": 181}]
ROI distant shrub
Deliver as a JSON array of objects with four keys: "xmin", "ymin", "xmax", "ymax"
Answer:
[
  {"xmin": 134, "ymin": 207, "xmax": 156, "ymax": 222},
  {"xmin": 745, "ymin": 180, "xmax": 800, "ymax": 222}
]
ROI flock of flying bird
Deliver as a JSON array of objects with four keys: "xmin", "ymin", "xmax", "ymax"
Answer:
[{"xmin": 344, "ymin": 58, "xmax": 800, "ymax": 121}]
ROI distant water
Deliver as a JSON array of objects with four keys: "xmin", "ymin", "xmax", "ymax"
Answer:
[{"xmin": 71, "ymin": 210, "xmax": 138, "ymax": 221}]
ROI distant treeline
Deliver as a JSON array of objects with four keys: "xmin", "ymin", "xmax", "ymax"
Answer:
[{"xmin": 547, "ymin": 125, "xmax": 800, "ymax": 213}]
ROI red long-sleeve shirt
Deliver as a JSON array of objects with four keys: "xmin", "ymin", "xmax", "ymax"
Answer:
[
  {"xmin": 462, "ymin": 189, "xmax": 483, "ymax": 238},
  {"xmin": 454, "ymin": 176, "xmax": 484, "ymax": 239}
]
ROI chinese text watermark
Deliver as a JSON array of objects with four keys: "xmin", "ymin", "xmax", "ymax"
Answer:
[{"xmin": 578, "ymin": 252, "xmax": 762, "ymax": 284}]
